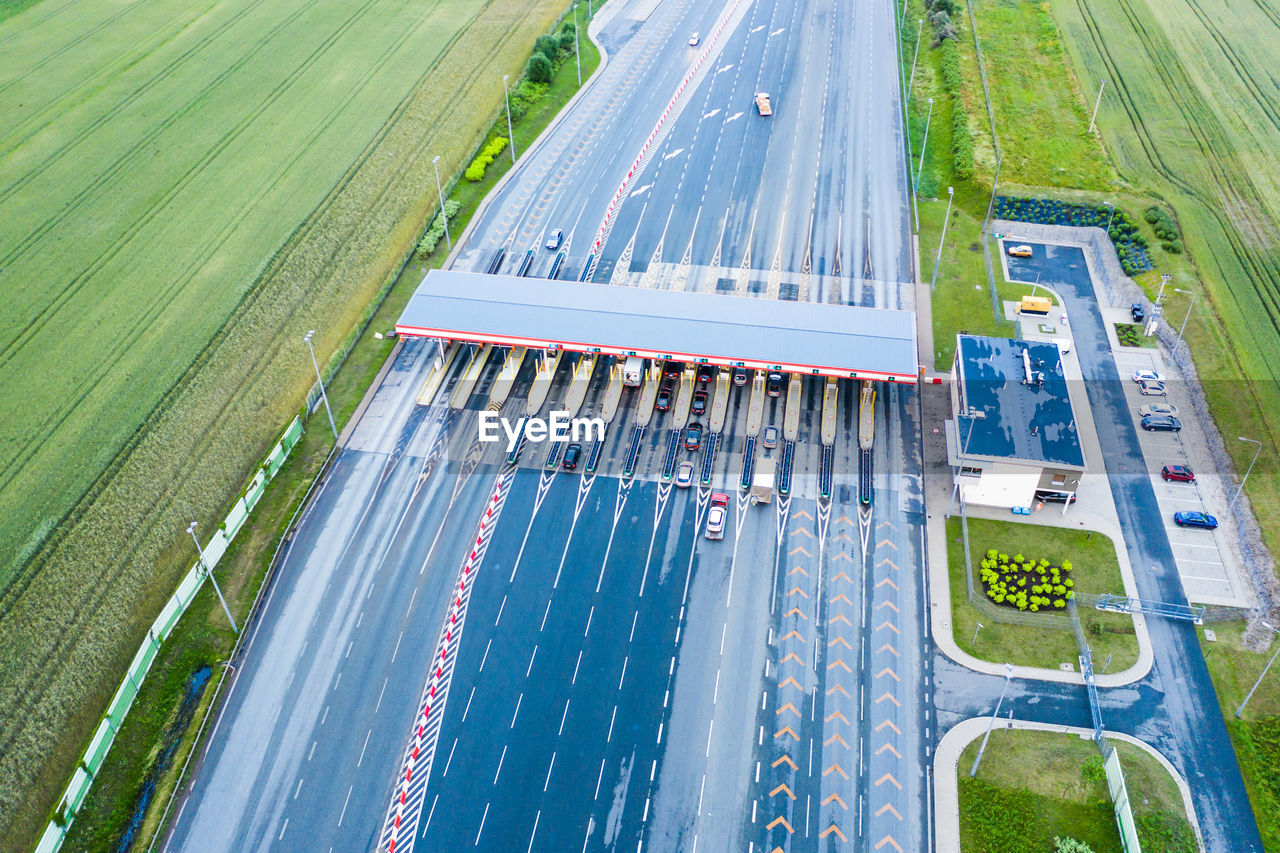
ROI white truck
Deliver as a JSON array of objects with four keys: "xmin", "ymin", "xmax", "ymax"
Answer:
[
  {"xmin": 622, "ymin": 356, "xmax": 644, "ymax": 387},
  {"xmin": 750, "ymin": 457, "xmax": 776, "ymax": 504}
]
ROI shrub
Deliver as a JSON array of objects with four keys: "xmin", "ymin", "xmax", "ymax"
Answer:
[
  {"xmin": 463, "ymin": 137, "xmax": 509, "ymax": 182},
  {"xmin": 1081, "ymin": 754, "xmax": 1105, "ymax": 782},
  {"xmin": 1055, "ymin": 839, "xmax": 1095, "ymax": 853},
  {"xmin": 526, "ymin": 53, "xmax": 553, "ymax": 84},
  {"xmin": 415, "ymin": 200, "xmax": 461, "ymax": 257},
  {"xmin": 953, "ymin": 103, "xmax": 974, "ymax": 179},
  {"xmin": 977, "ymin": 546, "xmax": 1074, "ymax": 612},
  {"xmin": 534, "ymin": 34, "xmax": 561, "ymax": 60},
  {"xmin": 1162, "ymin": 240, "xmax": 1183, "ymax": 254},
  {"xmin": 558, "ymin": 29, "xmax": 576, "ymax": 52}
]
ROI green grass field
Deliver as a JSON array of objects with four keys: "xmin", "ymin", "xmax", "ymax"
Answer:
[{"xmin": 0, "ymin": 0, "xmax": 573, "ymax": 845}]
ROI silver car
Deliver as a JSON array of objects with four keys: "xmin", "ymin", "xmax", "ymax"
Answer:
[
  {"xmin": 1139, "ymin": 402, "xmax": 1178, "ymax": 417},
  {"xmin": 704, "ymin": 505, "xmax": 726, "ymax": 540}
]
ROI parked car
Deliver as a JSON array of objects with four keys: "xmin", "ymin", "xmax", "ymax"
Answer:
[
  {"xmin": 1139, "ymin": 403, "xmax": 1178, "ymax": 418},
  {"xmin": 704, "ymin": 505, "xmax": 726, "ymax": 539},
  {"xmin": 655, "ymin": 386, "xmax": 672, "ymax": 411},
  {"xmin": 562, "ymin": 443, "xmax": 582, "ymax": 470},
  {"xmin": 762, "ymin": 425, "xmax": 779, "ymax": 449},
  {"xmin": 1174, "ymin": 510, "xmax": 1218, "ymax": 530},
  {"xmin": 1162, "ymin": 464, "xmax": 1195, "ymax": 483},
  {"xmin": 688, "ymin": 32, "xmax": 700, "ymax": 46},
  {"xmin": 1131, "ymin": 303, "xmax": 1145, "ymax": 323},
  {"xmin": 691, "ymin": 390, "xmax": 708, "ymax": 416},
  {"xmin": 1137, "ymin": 379, "xmax": 1166, "ymax": 397},
  {"xmin": 1007, "ymin": 244, "xmax": 1033, "ymax": 258},
  {"xmin": 1034, "ymin": 489, "xmax": 1076, "ymax": 504},
  {"xmin": 675, "ymin": 460, "xmax": 695, "ymax": 488},
  {"xmin": 1132, "ymin": 368, "xmax": 1163, "ymax": 383},
  {"xmin": 684, "ymin": 422, "xmax": 703, "ymax": 451},
  {"xmin": 1141, "ymin": 414, "xmax": 1182, "ymax": 432},
  {"xmin": 696, "ymin": 364, "xmax": 714, "ymax": 383},
  {"xmin": 733, "ymin": 368, "xmax": 749, "ymax": 387},
  {"xmin": 544, "ymin": 228, "xmax": 564, "ymax": 250},
  {"xmin": 766, "ymin": 372, "xmax": 784, "ymax": 397}
]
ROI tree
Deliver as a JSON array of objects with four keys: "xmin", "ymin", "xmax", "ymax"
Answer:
[
  {"xmin": 526, "ymin": 53, "xmax": 553, "ymax": 84},
  {"xmin": 1055, "ymin": 838, "xmax": 1095, "ymax": 853},
  {"xmin": 534, "ymin": 35, "xmax": 561, "ymax": 60}
]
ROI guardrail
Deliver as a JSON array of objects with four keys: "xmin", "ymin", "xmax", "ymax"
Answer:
[{"xmin": 35, "ymin": 417, "xmax": 305, "ymax": 853}]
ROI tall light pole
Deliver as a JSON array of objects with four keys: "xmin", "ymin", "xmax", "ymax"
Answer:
[
  {"xmin": 573, "ymin": 3, "xmax": 581, "ymax": 86},
  {"xmin": 915, "ymin": 97, "xmax": 934, "ymax": 191},
  {"xmin": 1102, "ymin": 200, "xmax": 1115, "ymax": 235},
  {"xmin": 188, "ymin": 522, "xmax": 239, "ymax": 634},
  {"xmin": 303, "ymin": 330, "xmax": 337, "ymax": 440},
  {"xmin": 906, "ymin": 19, "xmax": 923, "ymax": 103},
  {"xmin": 1228, "ymin": 436, "xmax": 1263, "ymax": 514},
  {"xmin": 1236, "ymin": 622, "xmax": 1279, "ymax": 718},
  {"xmin": 1173, "ymin": 287, "xmax": 1197, "ymax": 351},
  {"xmin": 502, "ymin": 74, "xmax": 517, "ymax": 163},
  {"xmin": 432, "ymin": 155, "xmax": 451, "ymax": 251},
  {"xmin": 971, "ymin": 663, "xmax": 1015, "ymax": 776},
  {"xmin": 1088, "ymin": 77, "xmax": 1107, "ymax": 134},
  {"xmin": 930, "ymin": 186, "xmax": 955, "ymax": 289}
]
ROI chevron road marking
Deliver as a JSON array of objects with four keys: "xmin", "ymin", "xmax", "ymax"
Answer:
[
  {"xmin": 780, "ymin": 652, "xmax": 804, "ymax": 665},
  {"xmin": 790, "ymin": 527, "xmax": 814, "ymax": 538},
  {"xmin": 830, "ymin": 571, "xmax": 853, "ymax": 583},
  {"xmin": 835, "ymin": 515, "xmax": 855, "ymax": 525},
  {"xmin": 787, "ymin": 566, "xmax": 809, "ymax": 576},
  {"xmin": 830, "ymin": 593, "xmax": 853, "ymax": 605},
  {"xmin": 876, "ymin": 742, "xmax": 903, "ymax": 758},
  {"xmin": 875, "ymin": 539, "xmax": 898, "ymax": 550},
  {"xmin": 785, "ymin": 586, "xmax": 809, "ymax": 598},
  {"xmin": 875, "ymin": 835, "xmax": 904, "ymax": 852},
  {"xmin": 822, "ymin": 763, "xmax": 849, "ymax": 779},
  {"xmin": 833, "ymin": 532, "xmax": 854, "ymax": 543},
  {"xmin": 875, "ymin": 772, "xmax": 903, "ymax": 790},
  {"xmin": 876, "ymin": 719, "xmax": 902, "ymax": 735},
  {"xmin": 876, "ymin": 621, "xmax": 899, "ymax": 633},
  {"xmin": 829, "ymin": 636, "xmax": 851, "ymax": 649},
  {"xmin": 788, "ymin": 545, "xmax": 812, "ymax": 557},
  {"xmin": 779, "ymin": 629, "xmax": 805, "ymax": 642},
  {"xmin": 877, "ymin": 558, "xmax": 899, "ymax": 570},
  {"xmin": 820, "ymin": 825, "xmax": 848, "ymax": 841},
  {"xmin": 773, "ymin": 754, "xmax": 798, "ymax": 770},
  {"xmin": 824, "ymin": 733, "xmax": 849, "ymax": 748},
  {"xmin": 775, "ymin": 727, "xmax": 800, "ymax": 741},
  {"xmin": 778, "ymin": 677, "xmax": 803, "ymax": 691},
  {"xmin": 878, "ymin": 642, "xmax": 899, "ymax": 656},
  {"xmin": 823, "ymin": 793, "xmax": 849, "ymax": 809},
  {"xmin": 827, "ymin": 659, "xmax": 852, "ymax": 672},
  {"xmin": 875, "ymin": 667, "xmax": 900, "ymax": 681},
  {"xmin": 830, "ymin": 613, "xmax": 852, "ymax": 626},
  {"xmin": 767, "ymin": 816, "xmax": 794, "ymax": 833},
  {"xmin": 876, "ymin": 519, "xmax": 897, "ymax": 531},
  {"xmin": 875, "ymin": 600, "xmax": 899, "ymax": 612},
  {"xmin": 793, "ymin": 508, "xmax": 814, "ymax": 520},
  {"xmin": 769, "ymin": 783, "xmax": 796, "ymax": 800},
  {"xmin": 874, "ymin": 692, "xmax": 902, "ymax": 707},
  {"xmin": 784, "ymin": 607, "xmax": 808, "ymax": 620},
  {"xmin": 776, "ymin": 702, "xmax": 801, "ymax": 717},
  {"xmin": 826, "ymin": 684, "xmax": 851, "ymax": 697},
  {"xmin": 825, "ymin": 710, "xmax": 849, "ymax": 725},
  {"xmin": 833, "ymin": 552, "xmax": 853, "ymax": 563},
  {"xmin": 875, "ymin": 578, "xmax": 899, "ymax": 591},
  {"xmin": 876, "ymin": 803, "xmax": 903, "ymax": 820}
]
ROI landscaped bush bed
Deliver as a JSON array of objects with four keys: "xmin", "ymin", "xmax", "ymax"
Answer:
[
  {"xmin": 978, "ymin": 548, "xmax": 1074, "ymax": 611},
  {"xmin": 994, "ymin": 196, "xmax": 1154, "ymax": 275},
  {"xmin": 1114, "ymin": 322, "xmax": 1142, "ymax": 346}
]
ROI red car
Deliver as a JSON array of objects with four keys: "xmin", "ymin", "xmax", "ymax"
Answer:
[
  {"xmin": 1162, "ymin": 464, "xmax": 1195, "ymax": 483},
  {"xmin": 710, "ymin": 492, "xmax": 730, "ymax": 509}
]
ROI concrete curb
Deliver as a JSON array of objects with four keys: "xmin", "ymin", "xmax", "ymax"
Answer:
[{"xmin": 933, "ymin": 717, "xmax": 1205, "ymax": 853}]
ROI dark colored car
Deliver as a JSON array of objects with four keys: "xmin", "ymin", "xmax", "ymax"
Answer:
[
  {"xmin": 691, "ymin": 390, "xmax": 708, "ymax": 416},
  {"xmin": 655, "ymin": 385, "xmax": 672, "ymax": 411},
  {"xmin": 696, "ymin": 364, "xmax": 714, "ymax": 383},
  {"xmin": 684, "ymin": 422, "xmax": 703, "ymax": 451},
  {"xmin": 1141, "ymin": 414, "xmax": 1182, "ymax": 432},
  {"xmin": 1174, "ymin": 510, "xmax": 1218, "ymax": 530},
  {"xmin": 1034, "ymin": 489, "xmax": 1076, "ymax": 504},
  {"xmin": 562, "ymin": 443, "xmax": 582, "ymax": 470},
  {"xmin": 1131, "ymin": 303, "xmax": 1145, "ymax": 323},
  {"xmin": 766, "ymin": 372, "xmax": 784, "ymax": 397},
  {"xmin": 1162, "ymin": 464, "xmax": 1195, "ymax": 483},
  {"xmin": 663, "ymin": 360, "xmax": 683, "ymax": 378}
]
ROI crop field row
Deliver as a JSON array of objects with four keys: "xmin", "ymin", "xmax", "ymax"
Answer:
[{"xmin": 0, "ymin": 0, "xmax": 571, "ymax": 844}]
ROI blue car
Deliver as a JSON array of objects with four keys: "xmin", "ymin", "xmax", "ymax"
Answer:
[{"xmin": 1173, "ymin": 511, "xmax": 1218, "ymax": 530}]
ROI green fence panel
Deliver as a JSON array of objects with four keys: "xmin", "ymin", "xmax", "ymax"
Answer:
[
  {"xmin": 84, "ymin": 720, "xmax": 115, "ymax": 775},
  {"xmin": 65, "ymin": 769, "xmax": 90, "ymax": 812},
  {"xmin": 242, "ymin": 470, "xmax": 267, "ymax": 513},
  {"xmin": 1104, "ymin": 747, "xmax": 1142, "ymax": 852},
  {"xmin": 35, "ymin": 823, "xmax": 64, "ymax": 853},
  {"xmin": 223, "ymin": 499, "xmax": 249, "ymax": 541},
  {"xmin": 203, "ymin": 529, "xmax": 229, "ymax": 570}
]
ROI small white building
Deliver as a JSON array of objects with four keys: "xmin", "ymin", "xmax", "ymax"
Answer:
[{"xmin": 945, "ymin": 335, "xmax": 1084, "ymax": 509}]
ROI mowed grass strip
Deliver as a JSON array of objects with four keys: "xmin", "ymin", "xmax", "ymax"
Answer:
[{"xmin": 0, "ymin": 0, "xmax": 573, "ymax": 845}]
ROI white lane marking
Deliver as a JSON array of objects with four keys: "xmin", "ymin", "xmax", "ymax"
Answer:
[
  {"xmin": 374, "ymin": 678, "xmax": 387, "ymax": 714},
  {"xmin": 475, "ymin": 803, "xmax": 490, "ymax": 845},
  {"xmin": 544, "ymin": 754, "xmax": 557, "ymax": 792},
  {"xmin": 337, "ymin": 786, "xmax": 352, "ymax": 827},
  {"xmin": 528, "ymin": 810, "xmax": 542, "ymax": 853},
  {"xmin": 390, "ymin": 630, "xmax": 403, "ymax": 663},
  {"xmin": 512, "ymin": 692, "xmax": 524, "ymax": 727},
  {"xmin": 357, "ymin": 730, "xmax": 371, "ymax": 767},
  {"xmin": 278, "ymin": 818, "xmax": 288, "ymax": 840},
  {"xmin": 463, "ymin": 685, "xmax": 476, "ymax": 722},
  {"xmin": 559, "ymin": 698, "xmax": 571, "ymax": 735},
  {"xmin": 293, "ymin": 778, "xmax": 303, "ymax": 800},
  {"xmin": 494, "ymin": 745, "xmax": 508, "ymax": 784}
]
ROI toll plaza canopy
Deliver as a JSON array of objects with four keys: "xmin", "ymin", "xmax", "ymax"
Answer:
[{"xmin": 396, "ymin": 270, "xmax": 919, "ymax": 383}]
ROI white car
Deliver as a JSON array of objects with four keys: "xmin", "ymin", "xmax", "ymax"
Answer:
[
  {"xmin": 1132, "ymin": 368, "xmax": 1164, "ymax": 383},
  {"xmin": 688, "ymin": 33, "xmax": 700, "ymax": 46},
  {"xmin": 704, "ymin": 505, "xmax": 726, "ymax": 540},
  {"xmin": 1138, "ymin": 379, "xmax": 1166, "ymax": 397},
  {"xmin": 675, "ymin": 461, "xmax": 695, "ymax": 488},
  {"xmin": 1139, "ymin": 402, "xmax": 1178, "ymax": 418}
]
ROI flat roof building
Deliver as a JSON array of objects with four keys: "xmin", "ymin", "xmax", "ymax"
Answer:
[
  {"xmin": 945, "ymin": 335, "xmax": 1084, "ymax": 509},
  {"xmin": 395, "ymin": 270, "xmax": 919, "ymax": 383}
]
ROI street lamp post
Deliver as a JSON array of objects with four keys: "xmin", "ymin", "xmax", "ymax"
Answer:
[
  {"xmin": 502, "ymin": 75, "xmax": 517, "ymax": 163},
  {"xmin": 915, "ymin": 97, "xmax": 934, "ymax": 191},
  {"xmin": 432, "ymin": 155, "xmax": 451, "ymax": 251},
  {"xmin": 930, "ymin": 186, "xmax": 955, "ymax": 289},
  {"xmin": 1103, "ymin": 200, "xmax": 1115, "ymax": 235},
  {"xmin": 573, "ymin": 3, "xmax": 581, "ymax": 86},
  {"xmin": 906, "ymin": 19, "xmax": 923, "ymax": 104},
  {"xmin": 303, "ymin": 330, "xmax": 338, "ymax": 440},
  {"xmin": 1088, "ymin": 77, "xmax": 1107, "ymax": 134},
  {"xmin": 1173, "ymin": 287, "xmax": 1197, "ymax": 351},
  {"xmin": 1228, "ymin": 436, "xmax": 1263, "ymax": 514},
  {"xmin": 1236, "ymin": 622, "xmax": 1280, "ymax": 718},
  {"xmin": 188, "ymin": 522, "xmax": 239, "ymax": 634},
  {"xmin": 971, "ymin": 663, "xmax": 1015, "ymax": 776}
]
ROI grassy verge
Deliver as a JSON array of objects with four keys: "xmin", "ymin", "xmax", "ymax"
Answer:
[
  {"xmin": 1198, "ymin": 622, "xmax": 1280, "ymax": 851},
  {"xmin": 959, "ymin": 729, "xmax": 1196, "ymax": 852},
  {"xmin": 946, "ymin": 516, "xmax": 1138, "ymax": 672},
  {"xmin": 55, "ymin": 24, "xmax": 602, "ymax": 853}
]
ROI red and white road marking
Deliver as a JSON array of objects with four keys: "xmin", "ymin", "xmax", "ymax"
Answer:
[{"xmin": 378, "ymin": 468, "xmax": 516, "ymax": 853}]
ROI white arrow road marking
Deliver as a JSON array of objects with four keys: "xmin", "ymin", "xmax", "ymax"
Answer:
[
  {"xmin": 631, "ymin": 183, "xmax": 653, "ymax": 197},
  {"xmin": 716, "ymin": 63, "xmax": 735, "ymax": 74},
  {"xmin": 725, "ymin": 111, "xmax": 745, "ymax": 123},
  {"xmin": 770, "ymin": 27, "xmax": 786, "ymax": 35},
  {"xmin": 703, "ymin": 108, "xmax": 721, "ymax": 120},
  {"xmin": 750, "ymin": 24, "xmax": 765, "ymax": 32},
  {"xmin": 663, "ymin": 147, "xmax": 686, "ymax": 160}
]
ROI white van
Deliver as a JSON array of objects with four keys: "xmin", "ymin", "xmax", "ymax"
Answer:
[{"xmin": 622, "ymin": 356, "xmax": 644, "ymax": 387}]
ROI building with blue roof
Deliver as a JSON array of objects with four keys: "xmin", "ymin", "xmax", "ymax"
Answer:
[{"xmin": 945, "ymin": 335, "xmax": 1085, "ymax": 509}]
